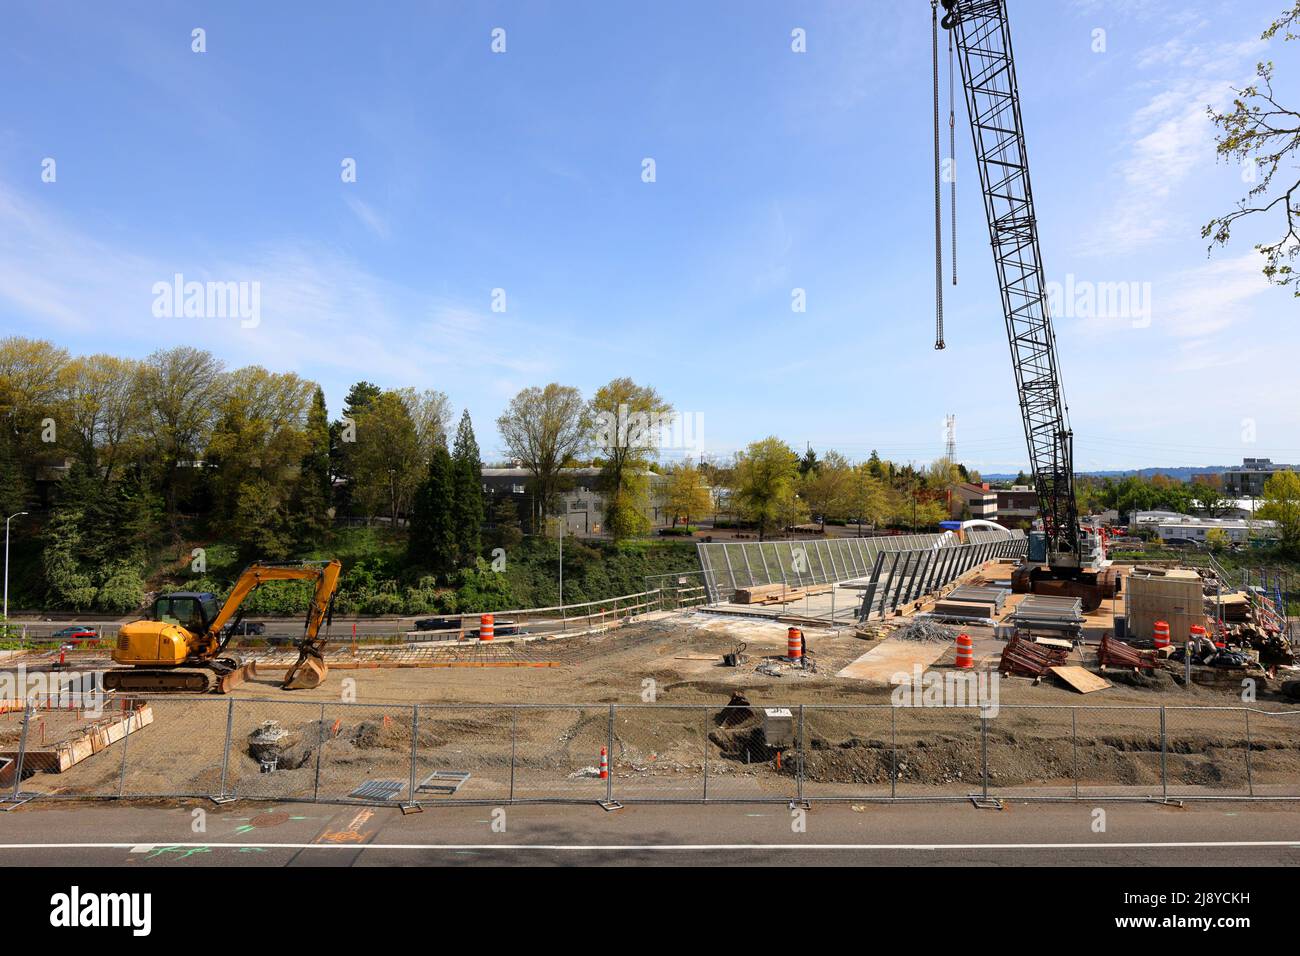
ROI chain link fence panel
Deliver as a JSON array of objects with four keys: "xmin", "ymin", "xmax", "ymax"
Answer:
[
  {"xmin": 2, "ymin": 695, "xmax": 1297, "ymax": 808},
  {"xmin": 412, "ymin": 705, "xmax": 516, "ymax": 805}
]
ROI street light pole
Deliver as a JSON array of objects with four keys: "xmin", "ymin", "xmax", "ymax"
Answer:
[{"xmin": 4, "ymin": 511, "xmax": 29, "ymax": 622}]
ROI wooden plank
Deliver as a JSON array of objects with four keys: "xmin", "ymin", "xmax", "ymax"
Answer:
[{"xmin": 1049, "ymin": 665, "xmax": 1112, "ymax": 694}]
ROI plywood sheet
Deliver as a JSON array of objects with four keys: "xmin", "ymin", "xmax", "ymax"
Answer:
[
  {"xmin": 837, "ymin": 637, "xmax": 949, "ymax": 684},
  {"xmin": 1049, "ymin": 665, "xmax": 1112, "ymax": 694}
]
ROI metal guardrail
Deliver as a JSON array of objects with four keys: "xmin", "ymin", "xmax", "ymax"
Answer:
[{"xmin": 4, "ymin": 699, "xmax": 1295, "ymax": 809}]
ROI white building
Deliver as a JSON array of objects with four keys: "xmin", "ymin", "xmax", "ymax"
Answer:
[{"xmin": 1154, "ymin": 515, "xmax": 1277, "ymax": 545}]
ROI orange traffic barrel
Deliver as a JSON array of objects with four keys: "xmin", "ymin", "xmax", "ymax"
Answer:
[
  {"xmin": 1153, "ymin": 620, "xmax": 1170, "ymax": 650},
  {"xmin": 787, "ymin": 627, "xmax": 803, "ymax": 660},
  {"xmin": 479, "ymin": 614, "xmax": 494, "ymax": 641},
  {"xmin": 955, "ymin": 632, "xmax": 974, "ymax": 670}
]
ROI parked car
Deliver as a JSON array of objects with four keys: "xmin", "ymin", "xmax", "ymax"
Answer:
[
  {"xmin": 414, "ymin": 616, "xmax": 460, "ymax": 632},
  {"xmin": 50, "ymin": 625, "xmax": 99, "ymax": 644},
  {"xmin": 224, "ymin": 621, "xmax": 267, "ymax": 637}
]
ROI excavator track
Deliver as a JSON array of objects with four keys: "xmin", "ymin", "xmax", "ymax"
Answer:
[{"xmin": 103, "ymin": 655, "xmax": 254, "ymax": 695}]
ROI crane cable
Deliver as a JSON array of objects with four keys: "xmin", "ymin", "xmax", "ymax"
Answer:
[
  {"xmin": 932, "ymin": 0, "xmax": 945, "ymax": 350},
  {"xmin": 949, "ymin": 25, "xmax": 957, "ymax": 286}
]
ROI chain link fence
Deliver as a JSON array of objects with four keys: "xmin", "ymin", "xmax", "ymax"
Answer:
[{"xmin": 3, "ymin": 698, "xmax": 1297, "ymax": 808}]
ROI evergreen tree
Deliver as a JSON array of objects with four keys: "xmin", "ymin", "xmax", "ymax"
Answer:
[
  {"xmin": 294, "ymin": 386, "xmax": 333, "ymax": 545},
  {"xmin": 407, "ymin": 439, "xmax": 457, "ymax": 575},
  {"xmin": 332, "ymin": 381, "xmax": 382, "ymax": 516},
  {"xmin": 450, "ymin": 410, "xmax": 484, "ymax": 564}
]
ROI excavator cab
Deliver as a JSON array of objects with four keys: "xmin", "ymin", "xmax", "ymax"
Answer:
[{"xmin": 153, "ymin": 593, "xmax": 219, "ymax": 632}]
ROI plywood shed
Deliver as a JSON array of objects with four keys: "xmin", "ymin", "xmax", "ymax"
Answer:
[{"xmin": 1127, "ymin": 568, "xmax": 1204, "ymax": 645}]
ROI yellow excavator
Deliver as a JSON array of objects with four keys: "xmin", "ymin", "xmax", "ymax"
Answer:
[{"xmin": 105, "ymin": 559, "xmax": 343, "ymax": 694}]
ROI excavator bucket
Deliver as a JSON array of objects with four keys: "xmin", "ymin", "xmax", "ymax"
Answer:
[
  {"xmin": 282, "ymin": 654, "xmax": 328, "ymax": 690},
  {"xmin": 214, "ymin": 661, "xmax": 259, "ymax": 694}
]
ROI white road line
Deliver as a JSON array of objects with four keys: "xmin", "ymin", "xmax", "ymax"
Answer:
[{"xmin": 0, "ymin": 840, "xmax": 1296, "ymax": 851}]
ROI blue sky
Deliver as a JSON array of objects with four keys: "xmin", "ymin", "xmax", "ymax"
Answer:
[{"xmin": 2, "ymin": 0, "xmax": 1297, "ymax": 473}]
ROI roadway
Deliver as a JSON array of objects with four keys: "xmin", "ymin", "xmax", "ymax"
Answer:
[{"xmin": 1, "ymin": 799, "xmax": 1297, "ymax": 866}]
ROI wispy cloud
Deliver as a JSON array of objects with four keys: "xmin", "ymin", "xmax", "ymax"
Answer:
[
  {"xmin": 1077, "ymin": 27, "xmax": 1265, "ymax": 255},
  {"xmin": 342, "ymin": 195, "xmax": 391, "ymax": 240},
  {"xmin": 0, "ymin": 184, "xmax": 550, "ymax": 389}
]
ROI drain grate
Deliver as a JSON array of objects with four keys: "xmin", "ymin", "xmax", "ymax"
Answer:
[{"xmin": 349, "ymin": 779, "xmax": 407, "ymax": 801}]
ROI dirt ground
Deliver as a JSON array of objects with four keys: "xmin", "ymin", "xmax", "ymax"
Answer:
[{"xmin": 7, "ymin": 609, "xmax": 1297, "ymax": 802}]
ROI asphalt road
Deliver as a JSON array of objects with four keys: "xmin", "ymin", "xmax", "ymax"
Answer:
[{"xmin": 1, "ymin": 799, "xmax": 1298, "ymax": 866}]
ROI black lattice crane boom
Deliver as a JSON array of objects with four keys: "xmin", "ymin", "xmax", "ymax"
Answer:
[{"xmin": 940, "ymin": 0, "xmax": 1098, "ymax": 575}]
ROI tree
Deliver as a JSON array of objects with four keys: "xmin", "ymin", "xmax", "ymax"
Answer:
[
  {"xmin": 486, "ymin": 496, "xmax": 523, "ymax": 553},
  {"xmin": 408, "ymin": 439, "xmax": 457, "ymax": 575},
  {"xmin": 1258, "ymin": 470, "xmax": 1300, "ymax": 554},
  {"xmin": 1205, "ymin": 528, "xmax": 1231, "ymax": 552},
  {"xmin": 846, "ymin": 464, "xmax": 888, "ymax": 536},
  {"xmin": 450, "ymin": 410, "xmax": 484, "ymax": 564},
  {"xmin": 395, "ymin": 387, "xmax": 452, "ymax": 462},
  {"xmin": 0, "ymin": 337, "xmax": 71, "ymax": 497},
  {"xmin": 1190, "ymin": 480, "xmax": 1235, "ymax": 518},
  {"xmin": 349, "ymin": 390, "xmax": 422, "ymax": 525},
  {"xmin": 799, "ymin": 446, "xmax": 819, "ymax": 477},
  {"xmin": 331, "ymin": 381, "xmax": 381, "ymax": 516},
  {"xmin": 204, "ymin": 366, "xmax": 314, "ymax": 552},
  {"xmin": 733, "ymin": 437, "xmax": 805, "ymax": 540},
  {"xmin": 1205, "ymin": 2, "xmax": 1300, "ymax": 293},
  {"xmin": 58, "ymin": 353, "xmax": 143, "ymax": 485},
  {"xmin": 589, "ymin": 378, "xmax": 671, "ymax": 539},
  {"xmin": 497, "ymin": 384, "xmax": 588, "ymax": 531},
  {"xmin": 801, "ymin": 449, "xmax": 854, "ymax": 530},
  {"xmin": 138, "ymin": 346, "xmax": 225, "ymax": 520},
  {"xmin": 293, "ymin": 386, "xmax": 333, "ymax": 546},
  {"xmin": 663, "ymin": 460, "xmax": 712, "ymax": 526}
]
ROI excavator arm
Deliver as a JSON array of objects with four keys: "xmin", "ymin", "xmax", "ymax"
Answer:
[{"xmin": 208, "ymin": 560, "xmax": 343, "ymax": 690}]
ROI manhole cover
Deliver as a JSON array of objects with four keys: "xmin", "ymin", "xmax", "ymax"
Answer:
[{"xmin": 249, "ymin": 811, "xmax": 291, "ymax": 828}]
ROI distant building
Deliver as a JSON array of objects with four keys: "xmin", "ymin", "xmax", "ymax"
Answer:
[
  {"xmin": 949, "ymin": 482, "xmax": 997, "ymax": 521},
  {"xmin": 995, "ymin": 486, "xmax": 1038, "ymax": 529},
  {"xmin": 480, "ymin": 466, "xmax": 668, "ymax": 535},
  {"xmin": 1154, "ymin": 515, "xmax": 1277, "ymax": 545},
  {"xmin": 1222, "ymin": 458, "xmax": 1295, "ymax": 497}
]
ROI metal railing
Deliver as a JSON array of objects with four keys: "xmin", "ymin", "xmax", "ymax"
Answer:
[
  {"xmin": 696, "ymin": 529, "xmax": 1025, "ymax": 604},
  {"xmin": 4, "ymin": 699, "xmax": 1295, "ymax": 808}
]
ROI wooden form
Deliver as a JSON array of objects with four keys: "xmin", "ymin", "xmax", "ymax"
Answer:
[{"xmin": 1127, "ymin": 568, "xmax": 1204, "ymax": 644}]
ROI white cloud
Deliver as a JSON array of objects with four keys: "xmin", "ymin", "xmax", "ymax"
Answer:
[
  {"xmin": 0, "ymin": 184, "xmax": 551, "ymax": 388},
  {"xmin": 1078, "ymin": 32, "xmax": 1265, "ymax": 255}
]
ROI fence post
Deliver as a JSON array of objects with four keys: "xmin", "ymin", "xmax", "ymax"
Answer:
[
  {"xmin": 1245, "ymin": 710, "xmax": 1254, "ymax": 797},
  {"xmin": 980, "ymin": 710, "xmax": 989, "ymax": 801},
  {"xmin": 606, "ymin": 704, "xmax": 615, "ymax": 803},
  {"xmin": 10, "ymin": 703, "xmax": 31, "ymax": 801},
  {"xmin": 1071, "ymin": 708, "xmax": 1078, "ymax": 799},
  {"xmin": 408, "ymin": 704, "xmax": 419, "ymax": 807},
  {"xmin": 797, "ymin": 704, "xmax": 805, "ymax": 805},
  {"xmin": 313, "ymin": 702, "xmax": 326, "ymax": 802},
  {"xmin": 117, "ymin": 701, "xmax": 132, "ymax": 799},
  {"xmin": 509, "ymin": 707, "xmax": 517, "ymax": 803},
  {"xmin": 218, "ymin": 698, "xmax": 234, "ymax": 799},
  {"xmin": 1159, "ymin": 707, "xmax": 1168, "ymax": 801},
  {"xmin": 890, "ymin": 706, "xmax": 897, "ymax": 800},
  {"xmin": 702, "ymin": 708, "xmax": 709, "ymax": 803}
]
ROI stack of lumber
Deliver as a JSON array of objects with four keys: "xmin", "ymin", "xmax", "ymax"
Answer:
[
  {"xmin": 733, "ymin": 583, "xmax": 833, "ymax": 605},
  {"xmin": 998, "ymin": 636, "xmax": 1069, "ymax": 678},
  {"xmin": 1098, "ymin": 634, "xmax": 1157, "ymax": 671}
]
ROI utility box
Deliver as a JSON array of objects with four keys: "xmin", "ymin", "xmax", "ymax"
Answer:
[
  {"xmin": 1127, "ymin": 568, "xmax": 1204, "ymax": 645},
  {"xmin": 762, "ymin": 708, "xmax": 795, "ymax": 750}
]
